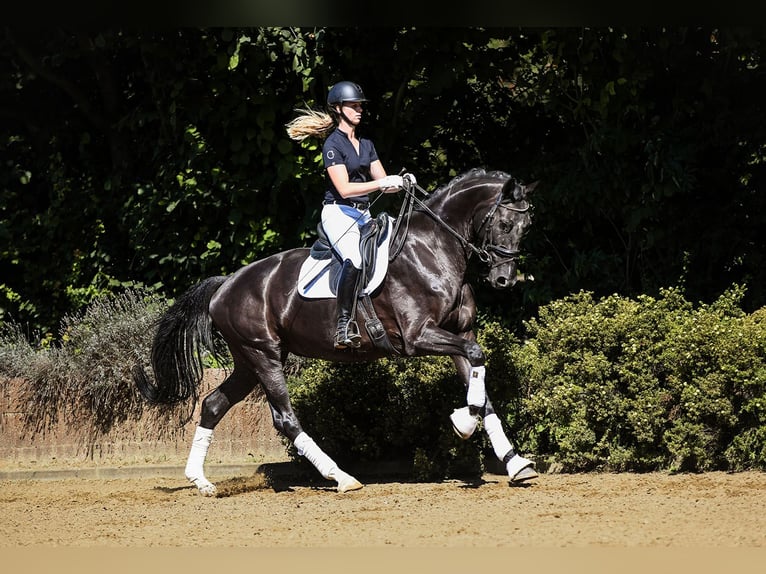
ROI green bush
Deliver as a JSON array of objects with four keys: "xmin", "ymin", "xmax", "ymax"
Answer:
[
  {"xmin": 4, "ymin": 281, "xmax": 763, "ymax": 476},
  {"xmin": 515, "ymin": 285, "xmax": 766, "ymax": 472}
]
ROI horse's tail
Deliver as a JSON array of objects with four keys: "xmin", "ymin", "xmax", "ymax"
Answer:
[{"xmin": 133, "ymin": 276, "xmax": 229, "ymax": 406}]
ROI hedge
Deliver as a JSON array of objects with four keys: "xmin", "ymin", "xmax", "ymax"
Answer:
[{"xmin": 2, "ymin": 284, "xmax": 764, "ymax": 477}]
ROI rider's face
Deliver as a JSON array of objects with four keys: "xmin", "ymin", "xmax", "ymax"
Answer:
[{"xmin": 340, "ymin": 101, "xmax": 363, "ymax": 124}]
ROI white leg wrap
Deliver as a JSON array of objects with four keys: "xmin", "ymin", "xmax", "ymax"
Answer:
[
  {"xmin": 294, "ymin": 432, "xmax": 338, "ymax": 480},
  {"xmin": 294, "ymin": 432, "xmax": 363, "ymax": 492},
  {"xmin": 185, "ymin": 426, "xmax": 217, "ymax": 496},
  {"xmin": 466, "ymin": 366, "xmax": 486, "ymax": 408},
  {"xmin": 483, "ymin": 413, "xmax": 514, "ymax": 460}
]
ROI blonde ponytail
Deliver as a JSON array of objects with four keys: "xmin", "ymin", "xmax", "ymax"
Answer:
[{"xmin": 286, "ymin": 108, "xmax": 336, "ymax": 142}]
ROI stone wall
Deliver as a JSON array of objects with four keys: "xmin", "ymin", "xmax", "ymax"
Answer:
[{"xmin": 0, "ymin": 369, "xmax": 288, "ymax": 470}]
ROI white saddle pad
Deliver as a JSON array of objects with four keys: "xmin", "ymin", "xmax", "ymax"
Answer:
[{"xmin": 297, "ymin": 216, "xmax": 394, "ymax": 299}]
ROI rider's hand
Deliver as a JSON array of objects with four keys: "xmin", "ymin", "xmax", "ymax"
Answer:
[
  {"xmin": 378, "ymin": 174, "xmax": 403, "ymax": 192},
  {"xmin": 402, "ymin": 172, "xmax": 417, "ymax": 191}
]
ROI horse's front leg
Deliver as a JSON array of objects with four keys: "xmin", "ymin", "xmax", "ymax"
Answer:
[
  {"xmin": 451, "ymin": 351, "xmax": 538, "ymax": 485},
  {"xmin": 448, "ymin": 344, "xmax": 488, "ymax": 440},
  {"xmin": 407, "ymin": 322, "xmax": 486, "ymax": 439}
]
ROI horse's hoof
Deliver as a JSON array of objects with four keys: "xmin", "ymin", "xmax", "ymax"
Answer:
[
  {"xmin": 189, "ymin": 477, "xmax": 218, "ymax": 496},
  {"xmin": 506, "ymin": 454, "xmax": 538, "ymax": 485},
  {"xmin": 332, "ymin": 470, "xmax": 364, "ymax": 493},
  {"xmin": 338, "ymin": 478, "xmax": 364, "ymax": 493},
  {"xmin": 509, "ymin": 465, "xmax": 539, "ymax": 485},
  {"xmin": 199, "ymin": 484, "xmax": 218, "ymax": 496},
  {"xmin": 450, "ymin": 406, "xmax": 479, "ymax": 439}
]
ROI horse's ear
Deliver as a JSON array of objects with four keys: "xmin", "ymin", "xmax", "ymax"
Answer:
[
  {"xmin": 511, "ymin": 180, "xmax": 539, "ymax": 202},
  {"xmin": 524, "ymin": 180, "xmax": 540, "ymax": 195},
  {"xmin": 504, "ymin": 177, "xmax": 539, "ymax": 202}
]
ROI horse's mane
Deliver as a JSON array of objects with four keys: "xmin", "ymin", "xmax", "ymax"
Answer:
[{"xmin": 424, "ymin": 168, "xmax": 512, "ymax": 204}]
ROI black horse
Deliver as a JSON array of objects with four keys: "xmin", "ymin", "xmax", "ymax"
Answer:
[{"xmin": 134, "ymin": 168, "xmax": 538, "ymax": 495}]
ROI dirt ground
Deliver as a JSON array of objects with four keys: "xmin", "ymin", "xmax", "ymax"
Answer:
[{"xmin": 2, "ymin": 466, "xmax": 765, "ymax": 549}]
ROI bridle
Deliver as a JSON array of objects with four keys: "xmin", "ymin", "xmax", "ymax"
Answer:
[
  {"xmin": 390, "ymin": 178, "xmax": 530, "ymax": 269},
  {"xmin": 474, "ymin": 188, "xmax": 530, "ymax": 268}
]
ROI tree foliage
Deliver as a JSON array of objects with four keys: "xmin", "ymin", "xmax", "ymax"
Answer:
[{"xmin": 1, "ymin": 27, "xmax": 765, "ymax": 334}]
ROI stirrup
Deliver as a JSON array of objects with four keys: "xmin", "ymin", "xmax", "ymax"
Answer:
[{"xmin": 335, "ymin": 320, "xmax": 361, "ymax": 349}]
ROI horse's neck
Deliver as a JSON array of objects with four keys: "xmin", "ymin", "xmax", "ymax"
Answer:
[
  {"xmin": 398, "ymin": 202, "xmax": 474, "ymax": 273},
  {"xmin": 424, "ymin": 185, "xmax": 494, "ymax": 241}
]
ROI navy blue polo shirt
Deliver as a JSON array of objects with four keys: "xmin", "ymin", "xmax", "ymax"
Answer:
[{"xmin": 322, "ymin": 128, "xmax": 379, "ymax": 204}]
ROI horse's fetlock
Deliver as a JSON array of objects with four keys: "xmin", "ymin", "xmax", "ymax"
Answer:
[{"xmin": 466, "ymin": 345, "xmax": 485, "ymax": 366}]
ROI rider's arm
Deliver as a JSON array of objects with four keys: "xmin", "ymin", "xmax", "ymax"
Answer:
[
  {"xmin": 327, "ymin": 162, "xmax": 400, "ymax": 198},
  {"xmin": 370, "ymin": 159, "xmax": 387, "ymax": 180},
  {"xmin": 369, "ymin": 161, "xmax": 400, "ymax": 194}
]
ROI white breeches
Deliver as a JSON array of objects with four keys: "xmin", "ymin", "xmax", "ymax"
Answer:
[{"xmin": 321, "ymin": 204, "xmax": 371, "ymax": 268}]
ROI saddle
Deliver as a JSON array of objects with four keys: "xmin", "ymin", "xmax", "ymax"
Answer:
[{"xmin": 297, "ymin": 212, "xmax": 398, "ymax": 354}]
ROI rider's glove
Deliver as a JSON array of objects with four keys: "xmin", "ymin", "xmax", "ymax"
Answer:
[
  {"xmin": 378, "ymin": 174, "xmax": 404, "ymax": 191},
  {"xmin": 402, "ymin": 172, "xmax": 417, "ymax": 191}
]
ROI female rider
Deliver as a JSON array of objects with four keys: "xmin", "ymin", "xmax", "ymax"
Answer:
[{"xmin": 287, "ymin": 81, "xmax": 415, "ymax": 349}]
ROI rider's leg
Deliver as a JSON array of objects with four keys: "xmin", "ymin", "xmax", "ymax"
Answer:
[
  {"xmin": 321, "ymin": 204, "xmax": 367, "ymax": 349},
  {"xmin": 320, "ymin": 203, "xmax": 366, "ymax": 269},
  {"xmin": 334, "ymin": 258, "xmax": 362, "ymax": 349}
]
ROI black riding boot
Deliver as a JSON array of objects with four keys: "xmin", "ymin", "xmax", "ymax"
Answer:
[{"xmin": 335, "ymin": 259, "xmax": 362, "ymax": 349}]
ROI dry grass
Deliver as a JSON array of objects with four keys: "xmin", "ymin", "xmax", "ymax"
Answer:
[{"xmin": 0, "ymin": 289, "xmax": 193, "ymax": 441}]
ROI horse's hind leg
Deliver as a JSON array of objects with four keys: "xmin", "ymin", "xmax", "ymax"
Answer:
[
  {"xmin": 185, "ymin": 367, "xmax": 257, "ymax": 496},
  {"xmin": 247, "ymin": 348, "xmax": 363, "ymax": 493},
  {"xmin": 451, "ymin": 354, "xmax": 537, "ymax": 485}
]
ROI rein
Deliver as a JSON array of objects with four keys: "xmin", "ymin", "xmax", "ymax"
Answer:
[{"xmin": 391, "ymin": 179, "xmax": 529, "ymax": 266}]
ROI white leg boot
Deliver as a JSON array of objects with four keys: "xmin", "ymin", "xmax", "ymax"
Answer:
[
  {"xmin": 484, "ymin": 413, "xmax": 538, "ymax": 484},
  {"xmin": 294, "ymin": 432, "xmax": 363, "ymax": 493},
  {"xmin": 450, "ymin": 406, "xmax": 480, "ymax": 439},
  {"xmin": 449, "ymin": 366, "xmax": 487, "ymax": 439},
  {"xmin": 466, "ymin": 366, "xmax": 486, "ymax": 408},
  {"xmin": 185, "ymin": 426, "xmax": 217, "ymax": 496},
  {"xmin": 506, "ymin": 454, "xmax": 539, "ymax": 484}
]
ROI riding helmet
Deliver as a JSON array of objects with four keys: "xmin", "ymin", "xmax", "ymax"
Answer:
[{"xmin": 327, "ymin": 81, "xmax": 369, "ymax": 107}]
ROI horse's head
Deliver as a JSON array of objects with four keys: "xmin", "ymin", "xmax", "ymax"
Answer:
[
  {"xmin": 476, "ymin": 177, "xmax": 537, "ymax": 289},
  {"xmin": 409, "ymin": 169, "xmax": 536, "ymax": 289}
]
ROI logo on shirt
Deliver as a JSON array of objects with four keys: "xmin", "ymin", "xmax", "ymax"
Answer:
[{"xmin": 326, "ymin": 150, "xmax": 335, "ymax": 160}]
